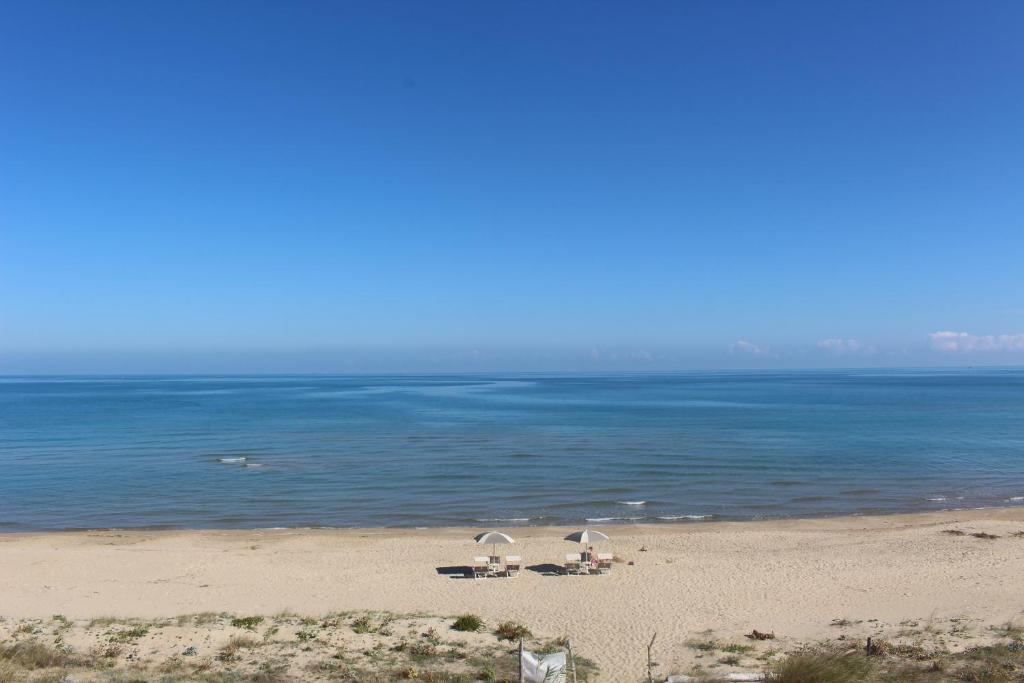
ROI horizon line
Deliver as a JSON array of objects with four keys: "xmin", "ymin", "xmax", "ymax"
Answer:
[{"xmin": 1, "ymin": 365, "xmax": 1022, "ymax": 378}]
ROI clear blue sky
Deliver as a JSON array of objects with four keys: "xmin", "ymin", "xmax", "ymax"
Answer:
[{"xmin": 2, "ymin": 1, "xmax": 1022, "ymax": 373}]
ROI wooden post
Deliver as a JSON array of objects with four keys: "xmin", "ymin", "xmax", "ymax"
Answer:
[
  {"xmin": 647, "ymin": 632, "xmax": 657, "ymax": 683},
  {"xmin": 519, "ymin": 638, "xmax": 524, "ymax": 683},
  {"xmin": 567, "ymin": 638, "xmax": 577, "ymax": 683}
]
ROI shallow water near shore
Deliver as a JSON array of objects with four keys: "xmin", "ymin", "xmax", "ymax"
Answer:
[{"xmin": 2, "ymin": 369, "xmax": 1023, "ymax": 531}]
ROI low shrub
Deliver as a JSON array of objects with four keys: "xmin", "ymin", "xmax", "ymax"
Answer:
[
  {"xmin": 452, "ymin": 614, "xmax": 483, "ymax": 632},
  {"xmin": 352, "ymin": 615, "xmax": 374, "ymax": 634},
  {"xmin": 0, "ymin": 640, "xmax": 90, "ymax": 669},
  {"xmin": 494, "ymin": 621, "xmax": 531, "ymax": 642},
  {"xmin": 217, "ymin": 635, "xmax": 261, "ymax": 661},
  {"xmin": 108, "ymin": 625, "xmax": 149, "ymax": 643},
  {"xmin": 771, "ymin": 651, "xmax": 873, "ymax": 683},
  {"xmin": 231, "ymin": 615, "xmax": 265, "ymax": 630}
]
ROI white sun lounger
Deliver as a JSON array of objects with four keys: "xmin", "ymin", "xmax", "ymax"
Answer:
[
  {"xmin": 472, "ymin": 556, "xmax": 491, "ymax": 579},
  {"xmin": 564, "ymin": 553, "xmax": 583, "ymax": 575},
  {"xmin": 597, "ymin": 553, "xmax": 613, "ymax": 574},
  {"xmin": 505, "ymin": 555, "xmax": 522, "ymax": 577}
]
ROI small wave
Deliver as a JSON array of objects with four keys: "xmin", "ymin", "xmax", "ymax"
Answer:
[
  {"xmin": 585, "ymin": 516, "xmax": 644, "ymax": 522},
  {"xmin": 616, "ymin": 501, "xmax": 646, "ymax": 506},
  {"xmin": 474, "ymin": 518, "xmax": 531, "ymax": 523},
  {"xmin": 218, "ymin": 457, "xmax": 247, "ymax": 463},
  {"xmin": 1007, "ymin": 497, "xmax": 1024, "ymax": 502},
  {"xmin": 926, "ymin": 497, "xmax": 947, "ymax": 502},
  {"xmin": 244, "ymin": 463, "xmax": 264, "ymax": 468},
  {"xmin": 657, "ymin": 514, "xmax": 714, "ymax": 521}
]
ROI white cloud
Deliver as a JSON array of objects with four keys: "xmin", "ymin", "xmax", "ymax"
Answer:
[
  {"xmin": 817, "ymin": 338, "xmax": 874, "ymax": 355},
  {"xmin": 730, "ymin": 340, "xmax": 770, "ymax": 357},
  {"xmin": 929, "ymin": 331, "xmax": 1024, "ymax": 352}
]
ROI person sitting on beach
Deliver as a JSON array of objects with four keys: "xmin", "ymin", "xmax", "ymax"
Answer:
[{"xmin": 587, "ymin": 545, "xmax": 598, "ymax": 570}]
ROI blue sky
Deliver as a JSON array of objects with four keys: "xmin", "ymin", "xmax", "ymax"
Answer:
[{"xmin": 2, "ymin": 1, "xmax": 1023, "ymax": 373}]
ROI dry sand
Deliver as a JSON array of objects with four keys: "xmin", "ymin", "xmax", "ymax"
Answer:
[{"xmin": 3, "ymin": 508, "xmax": 1024, "ymax": 680}]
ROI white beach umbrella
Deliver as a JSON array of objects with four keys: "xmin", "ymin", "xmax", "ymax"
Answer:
[
  {"xmin": 474, "ymin": 530, "xmax": 515, "ymax": 558},
  {"xmin": 564, "ymin": 528, "xmax": 610, "ymax": 547},
  {"xmin": 566, "ymin": 528, "xmax": 610, "ymax": 569}
]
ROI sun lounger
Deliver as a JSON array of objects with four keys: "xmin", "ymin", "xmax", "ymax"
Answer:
[
  {"xmin": 564, "ymin": 553, "xmax": 583, "ymax": 575},
  {"xmin": 597, "ymin": 553, "xmax": 613, "ymax": 574},
  {"xmin": 505, "ymin": 555, "xmax": 522, "ymax": 577},
  {"xmin": 472, "ymin": 556, "xmax": 491, "ymax": 579}
]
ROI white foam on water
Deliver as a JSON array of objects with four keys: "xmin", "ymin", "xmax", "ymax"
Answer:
[
  {"xmin": 617, "ymin": 501, "xmax": 646, "ymax": 506},
  {"xmin": 657, "ymin": 514, "xmax": 714, "ymax": 521},
  {"xmin": 474, "ymin": 518, "xmax": 530, "ymax": 522},
  {"xmin": 926, "ymin": 497, "xmax": 947, "ymax": 502},
  {"xmin": 1007, "ymin": 496, "xmax": 1024, "ymax": 502},
  {"xmin": 218, "ymin": 457, "xmax": 247, "ymax": 463},
  {"xmin": 244, "ymin": 463, "xmax": 264, "ymax": 468},
  {"xmin": 585, "ymin": 516, "xmax": 644, "ymax": 522}
]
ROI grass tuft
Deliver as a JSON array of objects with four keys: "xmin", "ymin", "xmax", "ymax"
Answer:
[
  {"xmin": 451, "ymin": 615, "xmax": 483, "ymax": 632},
  {"xmin": 771, "ymin": 651, "xmax": 874, "ymax": 683},
  {"xmin": 494, "ymin": 621, "xmax": 531, "ymax": 642},
  {"xmin": 230, "ymin": 615, "xmax": 265, "ymax": 630},
  {"xmin": 108, "ymin": 625, "xmax": 149, "ymax": 643},
  {"xmin": 0, "ymin": 639, "xmax": 91, "ymax": 670},
  {"xmin": 217, "ymin": 634, "xmax": 262, "ymax": 661}
]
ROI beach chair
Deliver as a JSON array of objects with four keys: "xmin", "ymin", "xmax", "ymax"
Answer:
[
  {"xmin": 505, "ymin": 555, "xmax": 522, "ymax": 577},
  {"xmin": 564, "ymin": 553, "xmax": 582, "ymax": 575},
  {"xmin": 472, "ymin": 556, "xmax": 490, "ymax": 579},
  {"xmin": 597, "ymin": 553, "xmax": 613, "ymax": 574}
]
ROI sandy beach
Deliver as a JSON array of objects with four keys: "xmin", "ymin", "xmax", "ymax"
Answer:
[{"xmin": 3, "ymin": 508, "xmax": 1024, "ymax": 680}]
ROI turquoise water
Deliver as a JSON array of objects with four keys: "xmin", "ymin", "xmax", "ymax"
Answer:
[{"xmin": 1, "ymin": 370, "xmax": 1023, "ymax": 531}]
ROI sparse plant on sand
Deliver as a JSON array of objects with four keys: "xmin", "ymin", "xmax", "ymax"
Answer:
[
  {"xmin": 771, "ymin": 651, "xmax": 873, "ymax": 683},
  {"xmin": 0, "ymin": 640, "xmax": 91, "ymax": 670},
  {"xmin": 216, "ymin": 634, "xmax": 262, "ymax": 662},
  {"xmin": 452, "ymin": 615, "xmax": 483, "ymax": 632},
  {"xmin": 686, "ymin": 638, "xmax": 719, "ymax": 652},
  {"xmin": 494, "ymin": 621, "xmax": 531, "ymax": 641},
  {"xmin": 478, "ymin": 662, "xmax": 498, "ymax": 681},
  {"xmin": 352, "ymin": 614, "xmax": 375, "ymax": 634},
  {"xmin": 108, "ymin": 624, "xmax": 150, "ymax": 643},
  {"xmin": 231, "ymin": 615, "xmax": 265, "ymax": 630}
]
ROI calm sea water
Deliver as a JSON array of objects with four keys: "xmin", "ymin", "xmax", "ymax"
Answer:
[{"xmin": 1, "ymin": 370, "xmax": 1023, "ymax": 531}]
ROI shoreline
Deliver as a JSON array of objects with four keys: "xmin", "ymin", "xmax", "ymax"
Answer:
[
  {"xmin": 4, "ymin": 507, "xmax": 1024, "ymax": 679},
  {"xmin": 3, "ymin": 503, "xmax": 1023, "ymax": 536}
]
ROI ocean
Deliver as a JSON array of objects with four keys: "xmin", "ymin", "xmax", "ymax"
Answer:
[{"xmin": 1, "ymin": 370, "xmax": 1023, "ymax": 531}]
